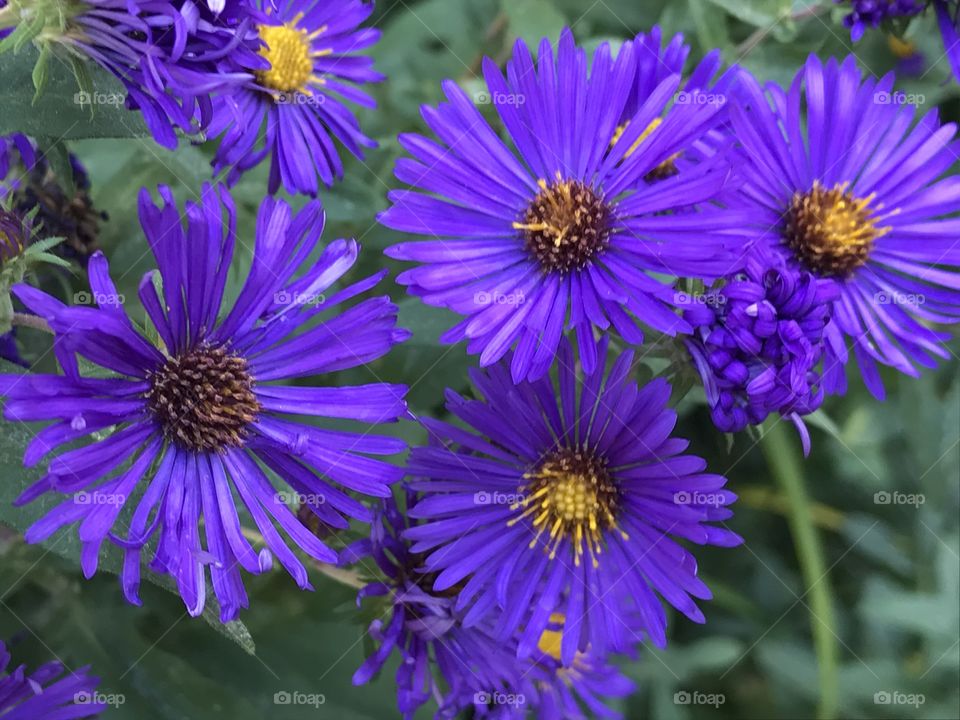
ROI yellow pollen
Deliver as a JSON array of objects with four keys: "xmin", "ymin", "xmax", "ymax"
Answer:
[
  {"xmin": 508, "ymin": 449, "xmax": 622, "ymax": 567},
  {"xmin": 512, "ymin": 172, "xmax": 612, "ymax": 273},
  {"xmin": 887, "ymin": 35, "xmax": 916, "ymax": 59},
  {"xmin": 536, "ymin": 613, "xmax": 566, "ymax": 661},
  {"xmin": 783, "ymin": 181, "xmax": 892, "ymax": 278},
  {"xmin": 611, "ymin": 118, "xmax": 681, "ymax": 181},
  {"xmin": 256, "ymin": 23, "xmax": 314, "ymax": 94}
]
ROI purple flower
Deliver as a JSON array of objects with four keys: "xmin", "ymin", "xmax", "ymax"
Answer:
[
  {"xmin": 0, "ymin": 639, "xmax": 105, "ymax": 718},
  {"xmin": 684, "ymin": 252, "xmax": 839, "ymax": 454},
  {"xmin": 382, "ymin": 29, "xmax": 746, "ymax": 383},
  {"xmin": 837, "ymin": 0, "xmax": 924, "ymax": 42},
  {"xmin": 209, "ymin": 0, "xmax": 384, "ymax": 195},
  {"xmin": 0, "ymin": 183, "xmax": 410, "ymax": 621},
  {"xmin": 403, "ymin": 338, "xmax": 741, "ymax": 664},
  {"xmin": 935, "ymin": 0, "xmax": 960, "ymax": 81},
  {"xmin": 350, "ymin": 496, "xmax": 521, "ymax": 720},
  {"xmin": 729, "ymin": 54, "xmax": 960, "ymax": 400},
  {"xmin": 622, "ymin": 28, "xmax": 741, "ymax": 187},
  {"xmin": 7, "ymin": 0, "xmax": 258, "ymax": 148}
]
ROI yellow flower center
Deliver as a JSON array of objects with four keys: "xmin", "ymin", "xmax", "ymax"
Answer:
[
  {"xmin": 783, "ymin": 181, "xmax": 891, "ymax": 278},
  {"xmin": 256, "ymin": 22, "xmax": 314, "ymax": 94},
  {"xmin": 509, "ymin": 448, "xmax": 623, "ymax": 567},
  {"xmin": 537, "ymin": 613, "xmax": 566, "ymax": 660},
  {"xmin": 513, "ymin": 173, "xmax": 613, "ymax": 273},
  {"xmin": 611, "ymin": 118, "xmax": 681, "ymax": 181}
]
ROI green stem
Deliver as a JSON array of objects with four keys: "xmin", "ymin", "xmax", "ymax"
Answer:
[{"xmin": 761, "ymin": 421, "xmax": 839, "ymax": 720}]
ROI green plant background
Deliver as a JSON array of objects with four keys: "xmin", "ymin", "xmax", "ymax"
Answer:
[{"xmin": 0, "ymin": 0, "xmax": 958, "ymax": 718}]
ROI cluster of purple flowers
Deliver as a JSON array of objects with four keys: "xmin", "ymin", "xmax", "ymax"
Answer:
[
  {"xmin": 0, "ymin": 1, "xmax": 958, "ymax": 717},
  {"xmin": 837, "ymin": 0, "xmax": 960, "ymax": 82},
  {"xmin": 1, "ymin": 0, "xmax": 382, "ymax": 192}
]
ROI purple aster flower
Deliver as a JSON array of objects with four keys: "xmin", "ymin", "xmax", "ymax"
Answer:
[
  {"xmin": 450, "ymin": 616, "xmax": 634, "ymax": 719},
  {"xmin": 0, "ymin": 183, "xmax": 410, "ymax": 621},
  {"xmin": 729, "ymin": 54, "xmax": 960, "ymax": 400},
  {"xmin": 403, "ymin": 337, "xmax": 742, "ymax": 664},
  {"xmin": 622, "ymin": 28, "xmax": 741, "ymax": 187},
  {"xmin": 209, "ymin": 0, "xmax": 384, "ymax": 195},
  {"xmin": 837, "ymin": 0, "xmax": 924, "ymax": 42},
  {"xmin": 382, "ymin": 29, "xmax": 747, "ymax": 383},
  {"xmin": 684, "ymin": 252, "xmax": 839, "ymax": 455},
  {"xmin": 935, "ymin": 0, "xmax": 960, "ymax": 80},
  {"xmin": 0, "ymin": 640, "xmax": 105, "ymax": 718},
  {"xmin": 518, "ymin": 616, "xmax": 635, "ymax": 720},
  {"xmin": 1, "ymin": 0, "xmax": 256, "ymax": 148},
  {"xmin": 350, "ymin": 495, "xmax": 522, "ymax": 720}
]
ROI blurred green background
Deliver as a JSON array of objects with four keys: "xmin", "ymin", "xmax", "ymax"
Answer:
[{"xmin": 1, "ymin": 0, "xmax": 959, "ymax": 717}]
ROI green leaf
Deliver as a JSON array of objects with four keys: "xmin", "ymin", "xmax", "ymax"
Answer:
[
  {"xmin": 703, "ymin": 0, "xmax": 793, "ymax": 28},
  {"xmin": 502, "ymin": 0, "xmax": 567, "ymax": 47},
  {"xmin": 0, "ymin": 45, "xmax": 149, "ymax": 140},
  {"xmin": 30, "ymin": 41, "xmax": 50, "ymax": 99},
  {"xmin": 37, "ymin": 136, "xmax": 76, "ymax": 198}
]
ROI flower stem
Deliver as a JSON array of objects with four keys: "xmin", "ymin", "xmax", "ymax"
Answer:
[
  {"xmin": 761, "ymin": 420, "xmax": 839, "ymax": 720},
  {"xmin": 11, "ymin": 312, "xmax": 52, "ymax": 334}
]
